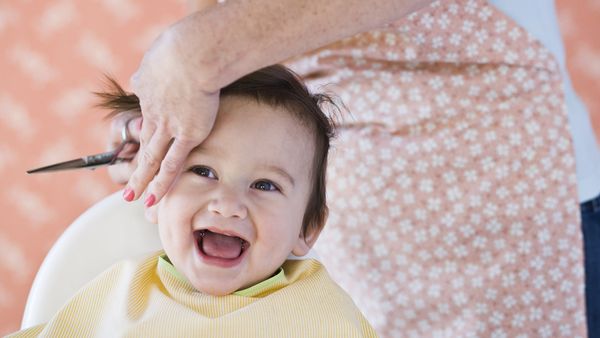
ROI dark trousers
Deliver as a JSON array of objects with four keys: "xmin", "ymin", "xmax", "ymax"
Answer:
[{"xmin": 581, "ymin": 195, "xmax": 600, "ymax": 338}]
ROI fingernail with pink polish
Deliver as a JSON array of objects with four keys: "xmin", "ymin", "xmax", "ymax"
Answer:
[
  {"xmin": 123, "ymin": 188, "xmax": 134, "ymax": 202},
  {"xmin": 145, "ymin": 194, "xmax": 156, "ymax": 207}
]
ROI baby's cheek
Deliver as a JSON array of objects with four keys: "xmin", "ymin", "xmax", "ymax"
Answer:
[
  {"xmin": 157, "ymin": 215, "xmax": 174, "ymax": 248},
  {"xmin": 265, "ymin": 223, "xmax": 299, "ymax": 252},
  {"xmin": 157, "ymin": 208, "xmax": 184, "ymax": 248}
]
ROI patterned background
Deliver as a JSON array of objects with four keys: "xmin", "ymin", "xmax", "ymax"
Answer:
[{"xmin": 0, "ymin": 0, "xmax": 597, "ymax": 335}]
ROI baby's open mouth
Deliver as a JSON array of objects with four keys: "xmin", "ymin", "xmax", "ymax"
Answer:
[{"xmin": 194, "ymin": 229, "xmax": 249, "ymax": 260}]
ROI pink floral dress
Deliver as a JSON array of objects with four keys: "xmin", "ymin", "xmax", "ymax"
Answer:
[{"xmin": 287, "ymin": 0, "xmax": 586, "ymax": 337}]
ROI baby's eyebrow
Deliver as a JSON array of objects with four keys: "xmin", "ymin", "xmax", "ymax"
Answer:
[{"xmin": 259, "ymin": 164, "xmax": 295, "ymax": 187}]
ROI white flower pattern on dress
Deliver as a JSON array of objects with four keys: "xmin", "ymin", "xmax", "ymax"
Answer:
[{"xmin": 287, "ymin": 0, "xmax": 585, "ymax": 337}]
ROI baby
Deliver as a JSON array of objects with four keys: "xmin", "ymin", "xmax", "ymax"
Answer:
[{"xmin": 12, "ymin": 65, "xmax": 377, "ymax": 337}]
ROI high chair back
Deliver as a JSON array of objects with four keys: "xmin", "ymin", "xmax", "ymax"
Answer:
[{"xmin": 20, "ymin": 191, "xmax": 161, "ymax": 329}]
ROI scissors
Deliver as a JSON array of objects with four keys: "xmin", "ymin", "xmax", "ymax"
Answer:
[{"xmin": 27, "ymin": 118, "xmax": 140, "ymax": 174}]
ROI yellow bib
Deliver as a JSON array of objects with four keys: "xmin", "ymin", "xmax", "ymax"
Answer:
[{"xmin": 12, "ymin": 251, "xmax": 377, "ymax": 337}]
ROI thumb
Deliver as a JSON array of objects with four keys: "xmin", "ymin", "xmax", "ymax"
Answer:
[{"xmin": 127, "ymin": 116, "xmax": 143, "ymax": 143}]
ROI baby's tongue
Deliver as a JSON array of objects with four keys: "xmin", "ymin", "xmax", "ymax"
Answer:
[{"xmin": 202, "ymin": 231, "xmax": 242, "ymax": 259}]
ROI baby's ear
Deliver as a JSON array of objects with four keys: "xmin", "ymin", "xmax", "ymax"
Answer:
[
  {"xmin": 291, "ymin": 226, "xmax": 322, "ymax": 257},
  {"xmin": 144, "ymin": 204, "xmax": 158, "ymax": 224}
]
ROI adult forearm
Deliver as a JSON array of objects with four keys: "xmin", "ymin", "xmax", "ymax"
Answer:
[{"xmin": 174, "ymin": 0, "xmax": 433, "ymax": 92}]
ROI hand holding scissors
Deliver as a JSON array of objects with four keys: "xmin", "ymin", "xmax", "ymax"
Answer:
[{"xmin": 27, "ymin": 115, "xmax": 142, "ymax": 180}]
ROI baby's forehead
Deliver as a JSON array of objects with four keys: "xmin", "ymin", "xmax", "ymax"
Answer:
[
  {"xmin": 218, "ymin": 95, "xmax": 317, "ymax": 135},
  {"xmin": 221, "ymin": 94, "xmax": 314, "ymax": 122},
  {"xmin": 191, "ymin": 98, "xmax": 317, "ymax": 153}
]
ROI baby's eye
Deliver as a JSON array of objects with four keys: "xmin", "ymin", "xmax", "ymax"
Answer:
[
  {"xmin": 252, "ymin": 180, "xmax": 279, "ymax": 192},
  {"xmin": 190, "ymin": 166, "xmax": 217, "ymax": 179}
]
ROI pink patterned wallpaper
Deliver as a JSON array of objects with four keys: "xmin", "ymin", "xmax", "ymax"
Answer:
[
  {"xmin": 0, "ymin": 1, "xmax": 185, "ymax": 333},
  {"xmin": 0, "ymin": 0, "xmax": 597, "ymax": 335}
]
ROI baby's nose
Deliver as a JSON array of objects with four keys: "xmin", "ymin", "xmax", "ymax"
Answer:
[{"xmin": 207, "ymin": 188, "xmax": 247, "ymax": 219}]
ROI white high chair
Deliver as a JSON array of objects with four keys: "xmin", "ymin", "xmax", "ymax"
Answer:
[{"xmin": 20, "ymin": 191, "xmax": 162, "ymax": 329}]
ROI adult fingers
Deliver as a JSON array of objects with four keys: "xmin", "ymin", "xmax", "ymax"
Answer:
[
  {"xmin": 125, "ymin": 126, "xmax": 171, "ymax": 201},
  {"xmin": 107, "ymin": 113, "xmax": 142, "ymax": 185},
  {"xmin": 138, "ymin": 114, "xmax": 156, "ymax": 150},
  {"xmin": 145, "ymin": 139, "xmax": 196, "ymax": 206},
  {"xmin": 109, "ymin": 116, "xmax": 141, "ymax": 184},
  {"xmin": 126, "ymin": 117, "xmax": 143, "ymax": 142},
  {"xmin": 119, "ymin": 116, "xmax": 143, "ymax": 159}
]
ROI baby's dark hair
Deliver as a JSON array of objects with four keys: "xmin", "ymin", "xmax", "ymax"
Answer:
[{"xmin": 96, "ymin": 64, "xmax": 338, "ymax": 238}]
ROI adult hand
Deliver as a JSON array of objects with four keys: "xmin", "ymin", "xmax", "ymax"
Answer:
[
  {"xmin": 125, "ymin": 25, "xmax": 220, "ymax": 206},
  {"xmin": 107, "ymin": 112, "xmax": 142, "ymax": 185}
]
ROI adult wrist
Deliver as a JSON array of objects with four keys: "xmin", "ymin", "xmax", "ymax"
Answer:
[{"xmin": 170, "ymin": 10, "xmax": 231, "ymax": 95}]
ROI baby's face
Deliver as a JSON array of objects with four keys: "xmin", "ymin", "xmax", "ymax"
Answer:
[{"xmin": 150, "ymin": 96, "xmax": 316, "ymax": 295}]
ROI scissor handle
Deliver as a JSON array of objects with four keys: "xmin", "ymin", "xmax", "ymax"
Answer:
[{"xmin": 88, "ymin": 151, "xmax": 118, "ymax": 166}]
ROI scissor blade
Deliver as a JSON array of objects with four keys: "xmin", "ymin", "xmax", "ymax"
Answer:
[
  {"xmin": 27, "ymin": 158, "xmax": 89, "ymax": 173},
  {"xmin": 27, "ymin": 150, "xmax": 117, "ymax": 174}
]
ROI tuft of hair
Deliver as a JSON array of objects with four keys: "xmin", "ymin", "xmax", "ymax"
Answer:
[
  {"xmin": 95, "ymin": 64, "xmax": 341, "ymax": 238},
  {"xmin": 94, "ymin": 76, "xmax": 140, "ymax": 119}
]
